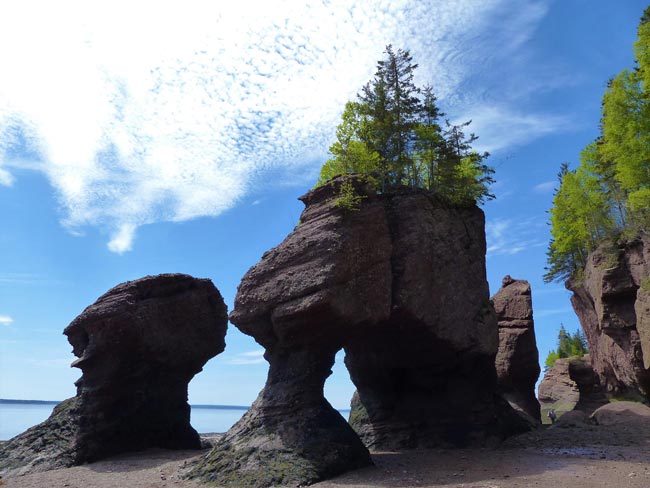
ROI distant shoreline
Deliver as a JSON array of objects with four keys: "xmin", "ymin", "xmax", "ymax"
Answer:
[
  {"xmin": 0, "ymin": 399, "xmax": 350, "ymax": 412},
  {"xmin": 0, "ymin": 399, "xmax": 251, "ymax": 410}
]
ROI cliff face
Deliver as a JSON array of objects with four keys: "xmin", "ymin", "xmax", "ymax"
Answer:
[
  {"xmin": 538, "ymin": 356, "xmax": 607, "ymax": 421},
  {"xmin": 491, "ymin": 276, "xmax": 541, "ymax": 422},
  {"xmin": 567, "ymin": 239, "xmax": 650, "ymax": 401},
  {"xmin": 190, "ymin": 176, "xmax": 528, "ymax": 488}
]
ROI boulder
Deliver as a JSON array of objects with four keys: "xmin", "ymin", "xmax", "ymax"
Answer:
[
  {"xmin": 190, "ymin": 176, "xmax": 528, "ymax": 487},
  {"xmin": 553, "ymin": 409, "xmax": 589, "ymax": 428},
  {"xmin": 567, "ymin": 239, "xmax": 650, "ymax": 400},
  {"xmin": 0, "ymin": 274, "xmax": 227, "ymax": 476},
  {"xmin": 491, "ymin": 276, "xmax": 541, "ymax": 422},
  {"xmin": 591, "ymin": 401, "xmax": 650, "ymax": 425}
]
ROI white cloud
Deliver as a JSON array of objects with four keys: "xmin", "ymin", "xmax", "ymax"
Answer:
[
  {"xmin": 486, "ymin": 217, "xmax": 547, "ymax": 256},
  {"xmin": 453, "ymin": 105, "xmax": 573, "ymax": 154},
  {"xmin": 0, "ymin": 0, "xmax": 556, "ymax": 251},
  {"xmin": 0, "ymin": 315, "xmax": 14, "ymax": 326},
  {"xmin": 226, "ymin": 349, "xmax": 266, "ymax": 365},
  {"xmin": 533, "ymin": 181, "xmax": 556, "ymax": 194},
  {"xmin": 0, "ymin": 167, "xmax": 14, "ymax": 186},
  {"xmin": 535, "ymin": 307, "xmax": 573, "ymax": 319}
]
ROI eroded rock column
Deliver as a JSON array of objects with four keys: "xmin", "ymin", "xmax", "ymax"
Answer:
[
  {"xmin": 65, "ymin": 274, "xmax": 228, "ymax": 463},
  {"xmin": 0, "ymin": 274, "xmax": 227, "ymax": 476},
  {"xmin": 345, "ymin": 193, "xmax": 523, "ymax": 449},
  {"xmin": 190, "ymin": 176, "xmax": 390, "ymax": 487},
  {"xmin": 492, "ymin": 276, "xmax": 541, "ymax": 423}
]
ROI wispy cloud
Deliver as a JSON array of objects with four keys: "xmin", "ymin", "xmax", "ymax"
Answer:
[
  {"xmin": 0, "ymin": 0, "xmax": 557, "ymax": 252},
  {"xmin": 458, "ymin": 106, "xmax": 573, "ymax": 154},
  {"xmin": 0, "ymin": 315, "xmax": 14, "ymax": 326},
  {"xmin": 533, "ymin": 181, "xmax": 556, "ymax": 194},
  {"xmin": 535, "ymin": 307, "xmax": 573, "ymax": 319},
  {"xmin": 486, "ymin": 217, "xmax": 547, "ymax": 256},
  {"xmin": 0, "ymin": 273, "xmax": 68, "ymax": 287},
  {"xmin": 226, "ymin": 349, "xmax": 266, "ymax": 366}
]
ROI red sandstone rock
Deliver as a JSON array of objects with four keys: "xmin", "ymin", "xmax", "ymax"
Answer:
[
  {"xmin": 567, "ymin": 239, "xmax": 650, "ymax": 400},
  {"xmin": 492, "ymin": 276, "xmax": 541, "ymax": 422},
  {"xmin": 191, "ymin": 176, "xmax": 529, "ymax": 488},
  {"xmin": 0, "ymin": 274, "xmax": 228, "ymax": 476}
]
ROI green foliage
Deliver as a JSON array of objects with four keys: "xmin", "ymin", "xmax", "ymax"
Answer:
[
  {"xmin": 546, "ymin": 7, "xmax": 650, "ymax": 282},
  {"xmin": 544, "ymin": 324, "xmax": 588, "ymax": 369},
  {"xmin": 316, "ymin": 45, "xmax": 495, "ymax": 205},
  {"xmin": 333, "ymin": 180, "xmax": 366, "ymax": 213},
  {"xmin": 641, "ymin": 276, "xmax": 650, "ymax": 292},
  {"xmin": 544, "ymin": 350, "xmax": 559, "ymax": 369}
]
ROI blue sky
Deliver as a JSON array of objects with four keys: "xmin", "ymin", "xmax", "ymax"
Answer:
[{"xmin": 0, "ymin": 0, "xmax": 647, "ymax": 409}]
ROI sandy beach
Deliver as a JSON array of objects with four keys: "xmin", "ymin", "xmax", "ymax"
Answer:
[{"xmin": 4, "ymin": 421, "xmax": 650, "ymax": 488}]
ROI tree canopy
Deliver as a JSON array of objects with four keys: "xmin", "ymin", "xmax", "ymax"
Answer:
[
  {"xmin": 544, "ymin": 324, "xmax": 589, "ymax": 370},
  {"xmin": 545, "ymin": 8, "xmax": 650, "ymax": 282},
  {"xmin": 317, "ymin": 45, "xmax": 495, "ymax": 206}
]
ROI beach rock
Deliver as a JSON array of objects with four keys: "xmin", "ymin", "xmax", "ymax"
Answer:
[
  {"xmin": 492, "ymin": 276, "xmax": 541, "ymax": 422},
  {"xmin": 567, "ymin": 239, "xmax": 650, "ymax": 401},
  {"xmin": 591, "ymin": 401, "xmax": 650, "ymax": 425},
  {"xmin": 191, "ymin": 176, "xmax": 528, "ymax": 487},
  {"xmin": 0, "ymin": 273, "xmax": 227, "ymax": 479},
  {"xmin": 552, "ymin": 409, "xmax": 589, "ymax": 428},
  {"xmin": 63, "ymin": 273, "xmax": 228, "ymax": 463},
  {"xmin": 0, "ymin": 398, "xmax": 78, "ymax": 477}
]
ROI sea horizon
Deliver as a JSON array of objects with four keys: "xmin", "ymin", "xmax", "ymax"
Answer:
[{"xmin": 0, "ymin": 398, "xmax": 350, "ymax": 441}]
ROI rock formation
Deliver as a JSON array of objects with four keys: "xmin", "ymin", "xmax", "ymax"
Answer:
[
  {"xmin": 590, "ymin": 400, "xmax": 650, "ymax": 425},
  {"xmin": 0, "ymin": 274, "xmax": 227, "ymax": 476},
  {"xmin": 538, "ymin": 355, "xmax": 607, "ymax": 421},
  {"xmin": 491, "ymin": 276, "xmax": 541, "ymax": 422},
  {"xmin": 190, "ymin": 176, "xmax": 530, "ymax": 488},
  {"xmin": 0, "ymin": 398, "xmax": 78, "ymax": 477},
  {"xmin": 567, "ymin": 239, "xmax": 650, "ymax": 401}
]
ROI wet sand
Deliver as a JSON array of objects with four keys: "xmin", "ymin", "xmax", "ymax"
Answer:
[{"xmin": 3, "ymin": 423, "xmax": 650, "ymax": 488}]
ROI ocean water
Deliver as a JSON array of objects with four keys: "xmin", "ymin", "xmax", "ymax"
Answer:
[
  {"xmin": 0, "ymin": 402, "xmax": 249, "ymax": 441},
  {"xmin": 0, "ymin": 402, "xmax": 351, "ymax": 441}
]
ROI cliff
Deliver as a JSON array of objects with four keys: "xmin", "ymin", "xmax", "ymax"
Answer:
[{"xmin": 567, "ymin": 238, "xmax": 650, "ymax": 401}]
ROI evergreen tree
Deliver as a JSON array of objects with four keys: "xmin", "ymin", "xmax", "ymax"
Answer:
[
  {"xmin": 544, "ymin": 324, "xmax": 588, "ymax": 369},
  {"xmin": 546, "ymin": 6, "xmax": 650, "ymax": 282},
  {"xmin": 317, "ymin": 45, "xmax": 495, "ymax": 206}
]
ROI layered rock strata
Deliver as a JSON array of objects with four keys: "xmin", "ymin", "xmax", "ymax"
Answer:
[
  {"xmin": 190, "ymin": 176, "xmax": 528, "ymax": 487},
  {"xmin": 0, "ymin": 274, "xmax": 227, "ymax": 476},
  {"xmin": 567, "ymin": 239, "xmax": 650, "ymax": 400},
  {"xmin": 491, "ymin": 276, "xmax": 541, "ymax": 423}
]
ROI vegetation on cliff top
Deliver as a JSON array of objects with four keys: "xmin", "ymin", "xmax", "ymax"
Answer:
[
  {"xmin": 545, "ymin": 7, "xmax": 650, "ymax": 283},
  {"xmin": 544, "ymin": 324, "xmax": 588, "ymax": 370},
  {"xmin": 316, "ymin": 45, "xmax": 495, "ymax": 206}
]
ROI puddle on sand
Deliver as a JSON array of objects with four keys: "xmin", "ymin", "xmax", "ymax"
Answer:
[{"xmin": 540, "ymin": 447, "xmax": 606, "ymax": 459}]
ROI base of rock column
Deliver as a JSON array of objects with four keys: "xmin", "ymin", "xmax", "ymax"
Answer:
[{"xmin": 188, "ymin": 393, "xmax": 371, "ymax": 487}]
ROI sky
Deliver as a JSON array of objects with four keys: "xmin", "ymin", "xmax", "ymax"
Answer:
[{"xmin": 0, "ymin": 0, "xmax": 648, "ymax": 411}]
